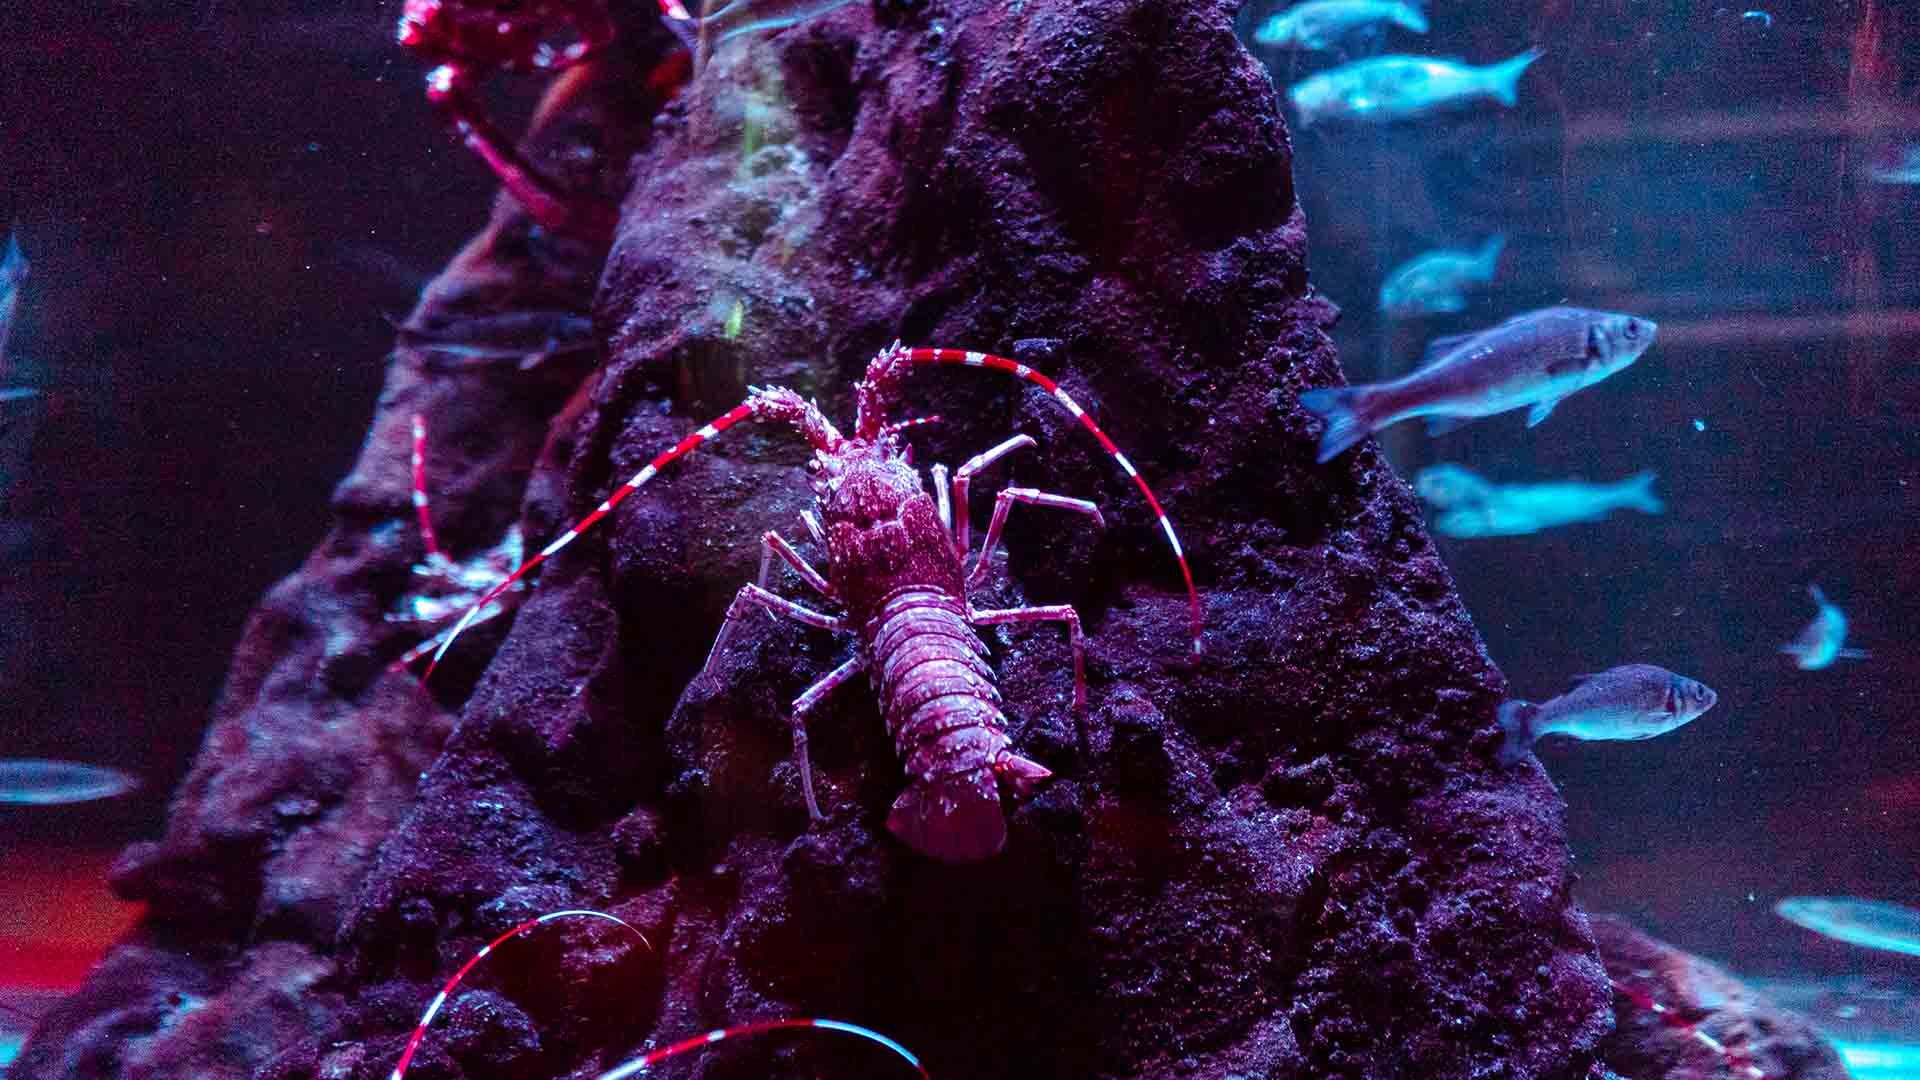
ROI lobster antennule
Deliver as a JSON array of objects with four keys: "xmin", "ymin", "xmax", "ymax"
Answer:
[
  {"xmin": 424, "ymin": 399, "xmax": 760, "ymax": 676},
  {"xmin": 903, "ymin": 347, "xmax": 1204, "ymax": 654},
  {"xmin": 596, "ymin": 1016, "xmax": 931, "ymax": 1080},
  {"xmin": 390, "ymin": 909, "xmax": 650, "ymax": 1080}
]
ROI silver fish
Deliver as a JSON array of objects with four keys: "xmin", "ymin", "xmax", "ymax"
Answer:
[
  {"xmin": 1424, "ymin": 468, "xmax": 1663, "ymax": 538},
  {"xmin": 1254, "ymin": 0, "xmax": 1428, "ymax": 52},
  {"xmin": 1867, "ymin": 146, "xmax": 1920, "ymax": 185},
  {"xmin": 0, "ymin": 231, "xmax": 26, "ymax": 367},
  {"xmin": 1288, "ymin": 49, "xmax": 1542, "ymax": 126},
  {"xmin": 1777, "ymin": 897, "xmax": 1920, "ymax": 958},
  {"xmin": 392, "ymin": 311, "xmax": 596, "ymax": 371},
  {"xmin": 1299, "ymin": 306, "xmax": 1656, "ymax": 463},
  {"xmin": 1379, "ymin": 235, "xmax": 1505, "ymax": 317},
  {"xmin": 1496, "ymin": 664, "xmax": 1716, "ymax": 765},
  {"xmin": 1412, "ymin": 463, "xmax": 1493, "ymax": 508},
  {"xmin": 0, "ymin": 759, "xmax": 139, "ymax": 805},
  {"xmin": 1780, "ymin": 584, "xmax": 1868, "ymax": 670}
]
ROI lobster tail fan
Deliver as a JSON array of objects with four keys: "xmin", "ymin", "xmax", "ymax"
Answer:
[{"xmin": 886, "ymin": 768, "xmax": 1008, "ymax": 863}]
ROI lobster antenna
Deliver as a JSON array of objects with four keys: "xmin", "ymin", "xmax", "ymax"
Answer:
[
  {"xmin": 596, "ymin": 1016, "xmax": 930, "ymax": 1080},
  {"xmin": 423, "ymin": 387, "xmax": 839, "ymax": 676},
  {"xmin": 391, "ymin": 909, "xmax": 650, "ymax": 1080},
  {"xmin": 409, "ymin": 414, "xmax": 446, "ymax": 561},
  {"xmin": 902, "ymin": 347, "xmax": 1203, "ymax": 655}
]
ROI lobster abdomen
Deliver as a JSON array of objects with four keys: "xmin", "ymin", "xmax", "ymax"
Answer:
[{"xmin": 866, "ymin": 588, "xmax": 1049, "ymax": 862}]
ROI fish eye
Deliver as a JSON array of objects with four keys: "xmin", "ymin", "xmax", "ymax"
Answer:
[{"xmin": 1623, "ymin": 320, "xmax": 1642, "ymax": 340}]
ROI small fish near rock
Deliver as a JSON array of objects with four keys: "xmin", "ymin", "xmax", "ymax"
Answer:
[
  {"xmin": 1496, "ymin": 664, "xmax": 1717, "ymax": 766},
  {"xmin": 1253, "ymin": 0, "xmax": 1429, "ymax": 53},
  {"xmin": 1300, "ymin": 305, "xmax": 1657, "ymax": 463},
  {"xmin": 1288, "ymin": 49, "xmax": 1543, "ymax": 126},
  {"xmin": 0, "ymin": 759, "xmax": 139, "ymax": 806},
  {"xmin": 1776, "ymin": 896, "xmax": 1920, "ymax": 958},
  {"xmin": 1780, "ymin": 584, "xmax": 1868, "ymax": 671},
  {"xmin": 1380, "ymin": 235, "xmax": 1506, "ymax": 317},
  {"xmin": 1418, "ymin": 465, "xmax": 1664, "ymax": 538}
]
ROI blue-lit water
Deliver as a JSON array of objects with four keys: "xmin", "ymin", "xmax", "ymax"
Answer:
[{"xmin": 1241, "ymin": 0, "xmax": 1920, "ymax": 1073}]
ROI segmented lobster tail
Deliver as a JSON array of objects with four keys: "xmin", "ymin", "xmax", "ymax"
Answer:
[{"xmin": 870, "ymin": 588, "xmax": 1046, "ymax": 862}]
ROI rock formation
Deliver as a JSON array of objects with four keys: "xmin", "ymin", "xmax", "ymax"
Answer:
[{"xmin": 19, "ymin": 1, "xmax": 1620, "ymax": 1076}]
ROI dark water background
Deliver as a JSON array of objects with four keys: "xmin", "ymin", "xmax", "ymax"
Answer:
[{"xmin": 2, "ymin": 0, "xmax": 1917, "ymax": 1061}]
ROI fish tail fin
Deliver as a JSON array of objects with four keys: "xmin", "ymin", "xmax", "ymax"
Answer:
[
  {"xmin": 1624, "ymin": 471, "xmax": 1664, "ymax": 514},
  {"xmin": 1807, "ymin": 583, "xmax": 1828, "ymax": 606},
  {"xmin": 1476, "ymin": 234, "xmax": 1507, "ymax": 274},
  {"xmin": 1485, "ymin": 48, "xmax": 1543, "ymax": 106},
  {"xmin": 1298, "ymin": 385, "xmax": 1379, "ymax": 464},
  {"xmin": 1496, "ymin": 700, "xmax": 1539, "ymax": 766}
]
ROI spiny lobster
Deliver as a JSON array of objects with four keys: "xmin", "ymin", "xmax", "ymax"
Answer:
[
  {"xmin": 396, "ymin": 0, "xmax": 690, "ymax": 237},
  {"xmin": 430, "ymin": 342, "xmax": 1203, "ymax": 861}
]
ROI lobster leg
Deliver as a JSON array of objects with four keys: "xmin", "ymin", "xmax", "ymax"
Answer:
[
  {"xmin": 951, "ymin": 434, "xmax": 1037, "ymax": 557},
  {"xmin": 971, "ymin": 603, "xmax": 1086, "ymax": 710},
  {"xmin": 701, "ymin": 584, "xmax": 847, "ymax": 678},
  {"xmin": 787, "ymin": 655, "xmax": 864, "ymax": 821},
  {"xmin": 965, "ymin": 487, "xmax": 1105, "ymax": 590},
  {"xmin": 422, "ymin": 65, "xmax": 609, "ymax": 237},
  {"xmin": 760, "ymin": 529, "xmax": 834, "ymax": 598}
]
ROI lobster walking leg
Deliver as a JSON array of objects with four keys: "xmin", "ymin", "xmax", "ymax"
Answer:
[
  {"xmin": 700, "ymin": 584, "xmax": 847, "ymax": 678},
  {"xmin": 760, "ymin": 530, "xmax": 833, "ymax": 598},
  {"xmin": 971, "ymin": 604, "xmax": 1086, "ymax": 710},
  {"xmin": 787, "ymin": 655, "xmax": 864, "ymax": 821},
  {"xmin": 951, "ymin": 434, "xmax": 1036, "ymax": 557},
  {"xmin": 423, "ymin": 66, "xmax": 596, "ymax": 235},
  {"xmin": 965, "ymin": 488, "xmax": 1105, "ymax": 590}
]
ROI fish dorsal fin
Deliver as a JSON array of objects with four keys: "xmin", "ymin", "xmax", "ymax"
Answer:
[
  {"xmin": 1420, "ymin": 331, "xmax": 1480, "ymax": 364},
  {"xmin": 1565, "ymin": 672, "xmax": 1598, "ymax": 692},
  {"xmin": 1525, "ymin": 397, "xmax": 1561, "ymax": 427}
]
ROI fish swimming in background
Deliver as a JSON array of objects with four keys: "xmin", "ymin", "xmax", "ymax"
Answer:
[
  {"xmin": 664, "ymin": 0, "xmax": 860, "ymax": 67},
  {"xmin": 1777, "ymin": 897, "xmax": 1920, "ymax": 958},
  {"xmin": 1780, "ymin": 584, "xmax": 1868, "ymax": 670},
  {"xmin": 1288, "ymin": 49, "xmax": 1543, "ymax": 126},
  {"xmin": 390, "ymin": 310, "xmax": 596, "ymax": 371},
  {"xmin": 1299, "ymin": 306, "xmax": 1657, "ymax": 463},
  {"xmin": 0, "ymin": 759, "xmax": 139, "ymax": 805},
  {"xmin": 1253, "ymin": 0, "xmax": 1428, "ymax": 52},
  {"xmin": 1419, "ymin": 466, "xmax": 1664, "ymax": 538},
  {"xmin": 1379, "ymin": 235, "xmax": 1506, "ymax": 317},
  {"xmin": 1867, "ymin": 146, "xmax": 1920, "ymax": 185},
  {"xmin": 1496, "ymin": 664, "xmax": 1717, "ymax": 765},
  {"xmin": 1412, "ymin": 462, "xmax": 1493, "ymax": 508},
  {"xmin": 1, "ymin": 231, "xmax": 26, "ymax": 368}
]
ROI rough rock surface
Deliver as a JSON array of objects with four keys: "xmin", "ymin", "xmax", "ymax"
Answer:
[
  {"xmin": 1592, "ymin": 916, "xmax": 1849, "ymax": 1080},
  {"xmin": 22, "ymin": 0, "xmax": 1618, "ymax": 1077}
]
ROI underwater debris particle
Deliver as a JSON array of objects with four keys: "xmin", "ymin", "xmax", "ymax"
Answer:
[
  {"xmin": 1741, "ymin": 10, "xmax": 1773, "ymax": 31},
  {"xmin": 1693, "ymin": 417, "xmax": 1706, "ymax": 431}
]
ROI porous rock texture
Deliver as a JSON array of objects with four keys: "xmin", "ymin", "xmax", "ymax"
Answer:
[
  {"xmin": 1592, "ymin": 916, "xmax": 1849, "ymax": 1080},
  {"xmin": 21, "ymin": 0, "xmax": 1620, "ymax": 1077}
]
